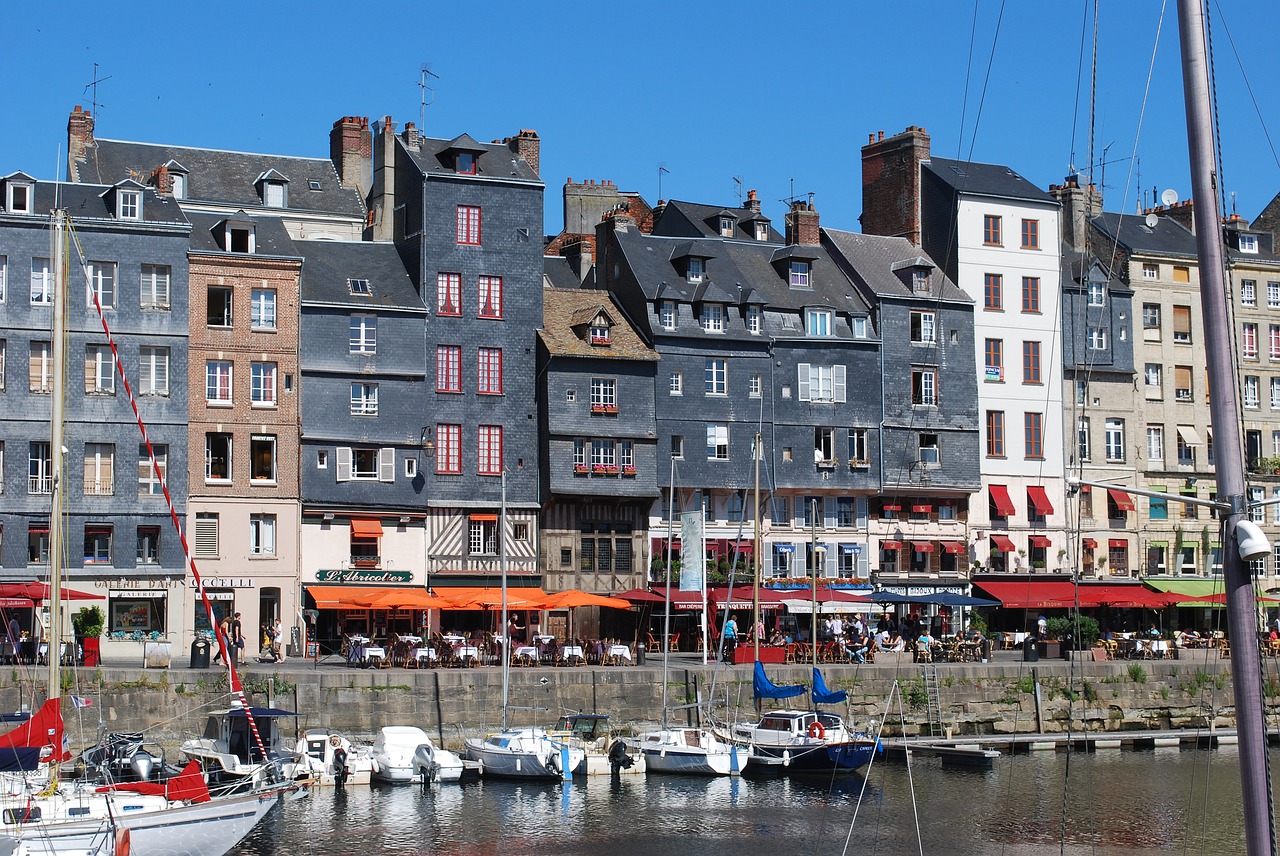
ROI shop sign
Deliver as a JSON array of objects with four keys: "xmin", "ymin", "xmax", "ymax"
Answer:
[
  {"xmin": 94, "ymin": 578, "xmax": 182, "ymax": 589},
  {"xmin": 188, "ymin": 578, "xmax": 254, "ymax": 589},
  {"xmin": 109, "ymin": 590, "xmax": 166, "ymax": 599},
  {"xmin": 316, "ymin": 569, "xmax": 413, "ymax": 584}
]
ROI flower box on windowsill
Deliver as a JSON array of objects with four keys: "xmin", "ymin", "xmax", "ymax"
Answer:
[
  {"xmin": 573, "ymin": 464, "xmax": 590, "ymax": 474},
  {"xmin": 592, "ymin": 465, "xmax": 620, "ymax": 475},
  {"xmin": 352, "ymin": 558, "xmax": 380, "ymax": 569},
  {"xmin": 621, "ymin": 466, "xmax": 637, "ymax": 476},
  {"xmin": 816, "ymin": 459, "xmax": 837, "ymax": 469},
  {"xmin": 590, "ymin": 404, "xmax": 619, "ymax": 414},
  {"xmin": 849, "ymin": 459, "xmax": 870, "ymax": 469},
  {"xmin": 590, "ymin": 335, "xmax": 611, "ymax": 345}
]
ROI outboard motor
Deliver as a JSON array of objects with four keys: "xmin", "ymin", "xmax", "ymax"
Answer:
[
  {"xmin": 607, "ymin": 739, "xmax": 633, "ymax": 773},
  {"xmin": 129, "ymin": 750, "xmax": 156, "ymax": 782}
]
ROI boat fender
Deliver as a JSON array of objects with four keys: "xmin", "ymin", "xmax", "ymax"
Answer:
[
  {"xmin": 807, "ymin": 722, "xmax": 826, "ymax": 740},
  {"xmin": 115, "ymin": 827, "xmax": 130, "ymax": 856},
  {"xmin": 782, "ymin": 750, "xmax": 791, "ymax": 767}
]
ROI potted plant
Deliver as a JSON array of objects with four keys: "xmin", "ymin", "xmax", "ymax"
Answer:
[{"xmin": 72, "ymin": 606, "xmax": 105, "ymax": 667}]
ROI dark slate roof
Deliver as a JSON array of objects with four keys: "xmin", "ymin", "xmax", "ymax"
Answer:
[
  {"xmin": 186, "ymin": 211, "xmax": 299, "ymax": 257},
  {"xmin": 1091, "ymin": 212, "xmax": 1198, "ymax": 259},
  {"xmin": 404, "ymin": 135, "xmax": 540, "ymax": 183},
  {"xmin": 612, "ymin": 225, "xmax": 870, "ymax": 316},
  {"xmin": 540, "ymin": 288, "xmax": 659, "ymax": 361},
  {"xmin": 1061, "ymin": 250, "xmax": 1128, "ymax": 294},
  {"xmin": 651, "ymin": 199, "xmax": 783, "ymax": 242},
  {"xmin": 295, "ymin": 240, "xmax": 424, "ymax": 311},
  {"xmin": 925, "ymin": 157, "xmax": 1056, "ymax": 204},
  {"xmin": 543, "ymin": 256, "xmax": 582, "ymax": 290},
  {"xmin": 73, "ymin": 138, "xmax": 366, "ymax": 218},
  {"xmin": 821, "ymin": 229, "xmax": 970, "ymax": 303},
  {"xmin": 19, "ymin": 181, "xmax": 189, "ymax": 226}
]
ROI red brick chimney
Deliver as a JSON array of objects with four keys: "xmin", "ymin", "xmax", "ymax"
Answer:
[
  {"xmin": 1146, "ymin": 198, "xmax": 1196, "ymax": 235},
  {"xmin": 151, "ymin": 164, "xmax": 172, "ymax": 196},
  {"xmin": 67, "ymin": 105, "xmax": 96, "ymax": 179},
  {"xmin": 745, "ymin": 188, "xmax": 761, "ymax": 214},
  {"xmin": 785, "ymin": 196, "xmax": 820, "ymax": 246},
  {"xmin": 330, "ymin": 116, "xmax": 372, "ymax": 195},
  {"xmin": 504, "ymin": 129, "xmax": 540, "ymax": 178},
  {"xmin": 861, "ymin": 125, "xmax": 931, "ymax": 243}
]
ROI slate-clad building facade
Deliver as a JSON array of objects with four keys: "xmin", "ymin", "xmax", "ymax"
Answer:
[{"xmin": 0, "ymin": 176, "xmax": 191, "ymax": 654}]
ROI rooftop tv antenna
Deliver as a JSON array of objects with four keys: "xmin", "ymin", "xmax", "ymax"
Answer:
[
  {"xmin": 732, "ymin": 176, "xmax": 744, "ymax": 205},
  {"xmin": 418, "ymin": 65, "xmax": 440, "ymax": 131},
  {"xmin": 658, "ymin": 163, "xmax": 669, "ymax": 201},
  {"xmin": 82, "ymin": 63, "xmax": 111, "ymax": 120}
]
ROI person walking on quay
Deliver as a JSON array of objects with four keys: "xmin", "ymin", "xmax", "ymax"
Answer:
[
  {"xmin": 231, "ymin": 612, "xmax": 245, "ymax": 666},
  {"xmin": 272, "ymin": 617, "xmax": 285, "ymax": 663},
  {"xmin": 213, "ymin": 614, "xmax": 232, "ymax": 664},
  {"xmin": 1036, "ymin": 613, "xmax": 1048, "ymax": 640},
  {"xmin": 723, "ymin": 614, "xmax": 739, "ymax": 662}
]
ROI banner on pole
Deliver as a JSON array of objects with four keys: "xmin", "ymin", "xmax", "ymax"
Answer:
[{"xmin": 679, "ymin": 511, "xmax": 705, "ymax": 593}]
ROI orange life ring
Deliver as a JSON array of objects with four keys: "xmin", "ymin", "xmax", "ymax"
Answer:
[
  {"xmin": 116, "ymin": 827, "xmax": 131, "ymax": 856},
  {"xmin": 807, "ymin": 721, "xmax": 825, "ymax": 740}
]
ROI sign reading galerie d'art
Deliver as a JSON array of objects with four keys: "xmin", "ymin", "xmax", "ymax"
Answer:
[{"xmin": 315, "ymin": 569, "xmax": 414, "ymax": 584}]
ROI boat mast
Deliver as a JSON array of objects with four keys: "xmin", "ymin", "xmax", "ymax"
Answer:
[
  {"xmin": 47, "ymin": 210, "xmax": 67, "ymax": 716},
  {"xmin": 1176, "ymin": 1, "xmax": 1275, "ymax": 852},
  {"xmin": 752, "ymin": 432, "xmax": 761, "ymax": 663},
  {"xmin": 810, "ymin": 499, "xmax": 818, "ymax": 673},
  {"xmin": 500, "ymin": 469, "xmax": 508, "ymax": 730},
  {"xmin": 660, "ymin": 456, "xmax": 674, "ymax": 731}
]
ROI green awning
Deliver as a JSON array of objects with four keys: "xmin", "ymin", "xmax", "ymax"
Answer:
[{"xmin": 1146, "ymin": 579, "xmax": 1223, "ymax": 598}]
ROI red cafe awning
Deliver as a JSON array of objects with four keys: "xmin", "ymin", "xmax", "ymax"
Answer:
[
  {"xmin": 882, "ymin": 540, "xmax": 903, "ymax": 551},
  {"xmin": 881, "ymin": 504, "xmax": 902, "ymax": 512},
  {"xmin": 1070, "ymin": 585, "xmax": 1173, "ymax": 608},
  {"xmin": 975, "ymin": 580, "xmax": 1080, "ymax": 609},
  {"xmin": 1109, "ymin": 538, "xmax": 1128, "ymax": 548},
  {"xmin": 1082, "ymin": 538, "xmax": 1098, "ymax": 549},
  {"xmin": 1107, "ymin": 489, "xmax": 1136, "ymax": 512},
  {"xmin": 0, "ymin": 598, "xmax": 35, "ymax": 609},
  {"xmin": 1028, "ymin": 535, "xmax": 1052, "ymax": 548},
  {"xmin": 989, "ymin": 534, "xmax": 1016, "ymax": 553},
  {"xmin": 911, "ymin": 505, "xmax": 932, "ymax": 514},
  {"xmin": 989, "ymin": 485, "xmax": 1017, "ymax": 517},
  {"xmin": 0, "ymin": 583, "xmax": 103, "ymax": 602},
  {"xmin": 350, "ymin": 518, "xmax": 383, "ymax": 537},
  {"xmin": 649, "ymin": 586, "xmax": 705, "ymax": 610},
  {"xmin": 1027, "ymin": 486, "xmax": 1055, "ymax": 516},
  {"xmin": 940, "ymin": 541, "xmax": 967, "ymax": 554},
  {"xmin": 911, "ymin": 541, "xmax": 934, "ymax": 553}
]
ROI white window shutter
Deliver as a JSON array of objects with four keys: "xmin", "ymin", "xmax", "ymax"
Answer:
[
  {"xmin": 379, "ymin": 447, "xmax": 396, "ymax": 482},
  {"xmin": 856, "ymin": 497, "xmax": 868, "ymax": 530},
  {"xmin": 824, "ymin": 497, "xmax": 837, "ymax": 527},
  {"xmin": 798, "ymin": 363, "xmax": 811, "ymax": 401},
  {"xmin": 834, "ymin": 365, "xmax": 846, "ymax": 403},
  {"xmin": 825, "ymin": 544, "xmax": 837, "ymax": 574},
  {"xmin": 335, "ymin": 447, "xmax": 352, "ymax": 482},
  {"xmin": 857, "ymin": 555, "xmax": 870, "ymax": 577}
]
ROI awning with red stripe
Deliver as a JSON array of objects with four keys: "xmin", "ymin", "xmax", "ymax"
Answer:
[
  {"xmin": 974, "ymin": 580, "xmax": 1079, "ymax": 609},
  {"xmin": 911, "ymin": 541, "xmax": 935, "ymax": 553},
  {"xmin": 940, "ymin": 541, "xmax": 967, "ymax": 554},
  {"xmin": 989, "ymin": 534, "xmax": 1016, "ymax": 553},
  {"xmin": 989, "ymin": 485, "xmax": 1017, "ymax": 517},
  {"xmin": 1028, "ymin": 535, "xmax": 1052, "ymax": 548},
  {"xmin": 1107, "ymin": 489, "xmax": 1136, "ymax": 512},
  {"xmin": 1027, "ymin": 486, "xmax": 1054, "ymax": 516}
]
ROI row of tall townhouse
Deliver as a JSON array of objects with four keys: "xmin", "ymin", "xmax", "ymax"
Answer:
[{"xmin": 2, "ymin": 110, "xmax": 1277, "ymax": 654}]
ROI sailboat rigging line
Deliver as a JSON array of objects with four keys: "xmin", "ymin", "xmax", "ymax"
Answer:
[
  {"xmin": 64, "ymin": 215, "xmax": 272, "ymax": 769},
  {"xmin": 838, "ymin": 684, "xmax": 908, "ymax": 856},
  {"xmin": 962, "ymin": 0, "xmax": 1007, "ymax": 164},
  {"xmin": 1208, "ymin": 0, "xmax": 1280, "ymax": 173},
  {"xmin": 954, "ymin": 0, "xmax": 979, "ymax": 162},
  {"xmin": 1067, "ymin": 0, "xmax": 1091, "ymax": 173}
]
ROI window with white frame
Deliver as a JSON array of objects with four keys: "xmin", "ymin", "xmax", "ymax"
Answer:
[
  {"xmin": 910, "ymin": 311, "xmax": 935, "ymax": 343},
  {"xmin": 136, "ymin": 526, "xmax": 160, "ymax": 565},
  {"xmin": 138, "ymin": 444, "xmax": 167, "ymax": 496},
  {"xmin": 249, "ymin": 514, "xmax": 276, "ymax": 556},
  {"xmin": 755, "ymin": 222, "xmax": 769, "ymax": 241},
  {"xmin": 250, "ymin": 435, "xmax": 276, "ymax": 482},
  {"xmin": 1271, "ymin": 325, "xmax": 1280, "ymax": 360},
  {"xmin": 83, "ymin": 443, "xmax": 114, "ymax": 496},
  {"xmin": 469, "ymin": 517, "xmax": 498, "ymax": 555},
  {"xmin": 1245, "ymin": 375, "xmax": 1260, "ymax": 408},
  {"xmin": 806, "ymin": 308, "xmax": 832, "ymax": 337},
  {"xmin": 6, "ymin": 180, "xmax": 32, "ymax": 214},
  {"xmin": 1142, "ymin": 264, "xmax": 1159, "ymax": 280},
  {"xmin": 28, "ymin": 441, "xmax": 52, "ymax": 494},
  {"xmin": 620, "ymin": 440, "xmax": 634, "ymax": 470},
  {"xmin": 205, "ymin": 361, "xmax": 232, "ymax": 404},
  {"xmin": 0, "ymin": 255, "xmax": 6, "ymax": 303},
  {"xmin": 251, "ymin": 288, "xmax": 276, "ymax": 330},
  {"xmin": 704, "ymin": 359, "xmax": 727, "ymax": 395},
  {"xmin": 1242, "ymin": 279, "xmax": 1257, "ymax": 306},
  {"xmin": 911, "ymin": 368, "xmax": 937, "ymax": 406},
  {"xmin": 590, "ymin": 439, "xmax": 616, "ymax": 468},
  {"xmin": 1272, "ymin": 378, "xmax": 1280, "ymax": 410},
  {"xmin": 1078, "ymin": 417, "xmax": 1090, "ymax": 461},
  {"xmin": 206, "ymin": 286, "xmax": 232, "ymax": 326},
  {"xmin": 848, "ymin": 428, "xmax": 869, "ymax": 465},
  {"xmin": 138, "ymin": 346, "xmax": 169, "ymax": 397},
  {"xmin": 669, "ymin": 371, "xmax": 682, "ymax": 395},
  {"xmin": 350, "ymin": 382, "xmax": 378, "ymax": 415},
  {"xmin": 1243, "ymin": 323, "xmax": 1259, "ymax": 358},
  {"xmin": 745, "ymin": 305, "xmax": 762, "ymax": 334},
  {"xmin": 1249, "ymin": 487, "xmax": 1265, "ymax": 523},
  {"xmin": 749, "ymin": 373, "xmax": 762, "ymax": 398},
  {"xmin": 918, "ymin": 433, "xmax": 940, "ymax": 465},
  {"xmin": 30, "ymin": 258, "xmax": 51, "ymax": 304},
  {"xmin": 1087, "ymin": 326, "xmax": 1107, "ymax": 349},
  {"xmin": 85, "ymin": 261, "xmax": 115, "ymax": 309},
  {"xmin": 706, "ymin": 424, "xmax": 729, "ymax": 460},
  {"xmin": 140, "ymin": 265, "xmax": 170, "ymax": 309},
  {"xmin": 117, "ymin": 189, "xmax": 141, "ymax": 220},
  {"xmin": 814, "ymin": 427, "xmax": 836, "ymax": 464},
  {"xmin": 1105, "ymin": 418, "xmax": 1125, "ymax": 461},
  {"xmin": 1269, "ymin": 281, "xmax": 1280, "ymax": 308},
  {"xmin": 572, "ymin": 439, "xmax": 586, "ymax": 469},
  {"xmin": 251, "ymin": 362, "xmax": 277, "ymax": 406},
  {"xmin": 591, "ymin": 377, "xmax": 617, "ymax": 409},
  {"xmin": 797, "ymin": 363, "xmax": 846, "ymax": 402},
  {"xmin": 852, "ymin": 317, "xmax": 867, "ymax": 338},
  {"xmin": 660, "ymin": 300, "xmax": 676, "ymax": 330},
  {"xmin": 1144, "ymin": 363, "xmax": 1162, "ymax": 392},
  {"xmin": 84, "ymin": 345, "xmax": 114, "ymax": 394},
  {"xmin": 789, "ymin": 260, "xmax": 810, "ymax": 287},
  {"xmin": 719, "ymin": 216, "xmax": 734, "ymax": 237},
  {"xmin": 336, "ymin": 446, "xmax": 393, "ymax": 481},
  {"xmin": 1087, "ymin": 281, "xmax": 1105, "ymax": 306},
  {"xmin": 0, "ymin": 339, "xmax": 5, "ymax": 390},
  {"xmin": 686, "ymin": 257, "xmax": 705, "ymax": 283},
  {"xmin": 701, "ymin": 303, "xmax": 724, "ymax": 333},
  {"xmin": 1147, "ymin": 426, "xmax": 1164, "ymax": 463},
  {"xmin": 349, "ymin": 314, "xmax": 376, "ymax": 353}
]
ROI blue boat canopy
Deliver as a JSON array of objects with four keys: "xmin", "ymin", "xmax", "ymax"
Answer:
[
  {"xmin": 811, "ymin": 668, "xmax": 847, "ymax": 706},
  {"xmin": 753, "ymin": 661, "xmax": 804, "ymax": 701}
]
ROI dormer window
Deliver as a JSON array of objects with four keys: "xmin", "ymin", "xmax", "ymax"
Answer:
[
  {"xmin": 687, "ymin": 257, "xmax": 705, "ymax": 283},
  {"xmin": 789, "ymin": 260, "xmax": 810, "ymax": 287},
  {"xmin": 221, "ymin": 216, "xmax": 256, "ymax": 254},
  {"xmin": 117, "ymin": 189, "xmax": 141, "ymax": 220},
  {"xmin": 719, "ymin": 216, "xmax": 735, "ymax": 238},
  {"xmin": 912, "ymin": 270, "xmax": 931, "ymax": 294},
  {"xmin": 701, "ymin": 303, "xmax": 725, "ymax": 333},
  {"xmin": 255, "ymin": 170, "xmax": 289, "ymax": 209},
  {"xmin": 745, "ymin": 305, "xmax": 762, "ymax": 334},
  {"xmin": 590, "ymin": 323, "xmax": 611, "ymax": 345},
  {"xmin": 170, "ymin": 173, "xmax": 187, "ymax": 199},
  {"xmin": 806, "ymin": 308, "xmax": 832, "ymax": 337},
  {"xmin": 755, "ymin": 222, "xmax": 769, "ymax": 241},
  {"xmin": 457, "ymin": 152, "xmax": 477, "ymax": 175},
  {"xmin": 1240, "ymin": 234, "xmax": 1259, "ymax": 254},
  {"xmin": 4, "ymin": 174, "xmax": 34, "ymax": 215},
  {"xmin": 349, "ymin": 278, "xmax": 372, "ymax": 296}
]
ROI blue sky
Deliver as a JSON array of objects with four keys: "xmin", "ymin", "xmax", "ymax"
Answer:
[{"xmin": 4, "ymin": 1, "xmax": 1278, "ymax": 234}]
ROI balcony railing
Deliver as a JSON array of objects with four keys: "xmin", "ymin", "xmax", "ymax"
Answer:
[
  {"xmin": 85, "ymin": 478, "xmax": 114, "ymax": 496},
  {"xmin": 349, "ymin": 555, "xmax": 381, "ymax": 569},
  {"xmin": 28, "ymin": 476, "xmax": 52, "ymax": 495}
]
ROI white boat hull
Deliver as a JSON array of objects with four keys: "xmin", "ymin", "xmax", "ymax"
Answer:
[
  {"xmin": 464, "ymin": 729, "xmax": 584, "ymax": 781},
  {"xmin": 640, "ymin": 729, "xmax": 738, "ymax": 776}
]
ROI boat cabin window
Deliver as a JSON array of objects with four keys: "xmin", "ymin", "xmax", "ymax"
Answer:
[{"xmin": 759, "ymin": 716, "xmax": 793, "ymax": 731}]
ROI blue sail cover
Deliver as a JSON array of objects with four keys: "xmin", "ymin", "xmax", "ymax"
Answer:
[
  {"xmin": 811, "ymin": 668, "xmax": 847, "ymax": 705},
  {"xmin": 753, "ymin": 661, "xmax": 804, "ymax": 701}
]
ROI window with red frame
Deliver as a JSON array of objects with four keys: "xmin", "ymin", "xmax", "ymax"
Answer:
[
  {"xmin": 478, "ymin": 347, "xmax": 503, "ymax": 394},
  {"xmin": 478, "ymin": 275, "xmax": 503, "ymax": 318},
  {"xmin": 456, "ymin": 206, "xmax": 481, "ymax": 245},
  {"xmin": 436, "ymin": 345, "xmax": 461, "ymax": 393},
  {"xmin": 478, "ymin": 425, "xmax": 503, "ymax": 475},
  {"xmin": 437, "ymin": 273, "xmax": 461, "ymax": 316},
  {"xmin": 435, "ymin": 424, "xmax": 461, "ymax": 474}
]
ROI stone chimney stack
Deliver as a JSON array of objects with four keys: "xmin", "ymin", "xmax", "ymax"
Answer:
[
  {"xmin": 368, "ymin": 116, "xmax": 398, "ymax": 242},
  {"xmin": 561, "ymin": 236, "xmax": 595, "ymax": 284},
  {"xmin": 785, "ymin": 195, "xmax": 820, "ymax": 246},
  {"xmin": 504, "ymin": 129, "xmax": 540, "ymax": 177},
  {"xmin": 860, "ymin": 125, "xmax": 931, "ymax": 243},
  {"xmin": 67, "ymin": 105, "xmax": 96, "ymax": 179},
  {"xmin": 1048, "ymin": 174, "xmax": 1103, "ymax": 250},
  {"xmin": 151, "ymin": 164, "xmax": 172, "ymax": 196},
  {"xmin": 745, "ymin": 188, "xmax": 761, "ymax": 214},
  {"xmin": 401, "ymin": 121, "xmax": 421, "ymax": 152},
  {"xmin": 1147, "ymin": 198, "xmax": 1196, "ymax": 235},
  {"xmin": 330, "ymin": 116, "xmax": 372, "ymax": 195}
]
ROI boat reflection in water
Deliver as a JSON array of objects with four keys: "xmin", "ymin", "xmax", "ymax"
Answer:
[{"xmin": 229, "ymin": 748, "xmax": 1257, "ymax": 855}]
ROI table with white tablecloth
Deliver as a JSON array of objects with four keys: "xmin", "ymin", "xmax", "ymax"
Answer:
[
  {"xmin": 560, "ymin": 645, "xmax": 584, "ymax": 664},
  {"xmin": 605, "ymin": 644, "xmax": 632, "ymax": 665}
]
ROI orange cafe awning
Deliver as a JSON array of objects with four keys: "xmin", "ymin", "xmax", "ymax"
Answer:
[
  {"xmin": 989, "ymin": 534, "xmax": 1016, "ymax": 553},
  {"xmin": 989, "ymin": 485, "xmax": 1017, "ymax": 517},
  {"xmin": 351, "ymin": 518, "xmax": 383, "ymax": 537},
  {"xmin": 1107, "ymin": 489, "xmax": 1136, "ymax": 512},
  {"xmin": 940, "ymin": 541, "xmax": 967, "ymax": 554},
  {"xmin": 1027, "ymin": 486, "xmax": 1054, "ymax": 516},
  {"xmin": 436, "ymin": 586, "xmax": 548, "ymax": 609},
  {"xmin": 306, "ymin": 585, "xmax": 401, "ymax": 609},
  {"xmin": 911, "ymin": 541, "xmax": 935, "ymax": 553},
  {"xmin": 1028, "ymin": 535, "xmax": 1052, "ymax": 548}
]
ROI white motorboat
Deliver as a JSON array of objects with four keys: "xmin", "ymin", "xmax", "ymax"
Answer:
[
  {"xmin": 463, "ymin": 727, "xmax": 584, "ymax": 781},
  {"xmin": 371, "ymin": 726, "xmax": 464, "ymax": 784},
  {"xmin": 729, "ymin": 709, "xmax": 879, "ymax": 775},
  {"xmin": 549, "ymin": 714, "xmax": 643, "ymax": 776},
  {"xmin": 180, "ymin": 707, "xmax": 302, "ymax": 790},
  {"xmin": 294, "ymin": 730, "xmax": 373, "ymax": 787},
  {"xmin": 409, "ymin": 735, "xmax": 467, "ymax": 784},
  {"xmin": 639, "ymin": 727, "xmax": 740, "ymax": 776}
]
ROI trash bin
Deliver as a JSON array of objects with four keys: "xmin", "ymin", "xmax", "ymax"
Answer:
[
  {"xmin": 634, "ymin": 644, "xmax": 645, "ymax": 666},
  {"xmin": 980, "ymin": 638, "xmax": 993, "ymax": 663},
  {"xmin": 190, "ymin": 637, "xmax": 211, "ymax": 669},
  {"xmin": 1022, "ymin": 636, "xmax": 1039, "ymax": 662}
]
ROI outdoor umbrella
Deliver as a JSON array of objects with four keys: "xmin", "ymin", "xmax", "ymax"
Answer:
[
  {"xmin": 616, "ymin": 588, "xmax": 665, "ymax": 604},
  {"xmin": 348, "ymin": 589, "xmax": 455, "ymax": 610},
  {"xmin": 867, "ymin": 591, "xmax": 921, "ymax": 604},
  {"xmin": 926, "ymin": 591, "xmax": 1001, "ymax": 608},
  {"xmin": 0, "ymin": 583, "xmax": 103, "ymax": 601},
  {"xmin": 541, "ymin": 590, "xmax": 632, "ymax": 642}
]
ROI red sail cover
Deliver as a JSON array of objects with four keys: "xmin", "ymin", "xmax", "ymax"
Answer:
[
  {"xmin": 96, "ymin": 759, "xmax": 211, "ymax": 803},
  {"xmin": 0, "ymin": 698, "xmax": 68, "ymax": 762}
]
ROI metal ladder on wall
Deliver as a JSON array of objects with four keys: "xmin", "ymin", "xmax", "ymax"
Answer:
[{"xmin": 921, "ymin": 664, "xmax": 945, "ymax": 738}]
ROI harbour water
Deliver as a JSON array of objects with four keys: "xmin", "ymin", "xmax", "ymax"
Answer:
[{"xmin": 231, "ymin": 746, "xmax": 1256, "ymax": 855}]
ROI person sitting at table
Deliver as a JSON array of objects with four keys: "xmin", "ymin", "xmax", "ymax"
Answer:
[
  {"xmin": 768, "ymin": 628, "xmax": 786, "ymax": 646},
  {"xmin": 1147, "ymin": 623, "xmax": 1161, "ymax": 638},
  {"xmin": 873, "ymin": 629, "xmax": 904, "ymax": 653},
  {"xmin": 844, "ymin": 631, "xmax": 869, "ymax": 664}
]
